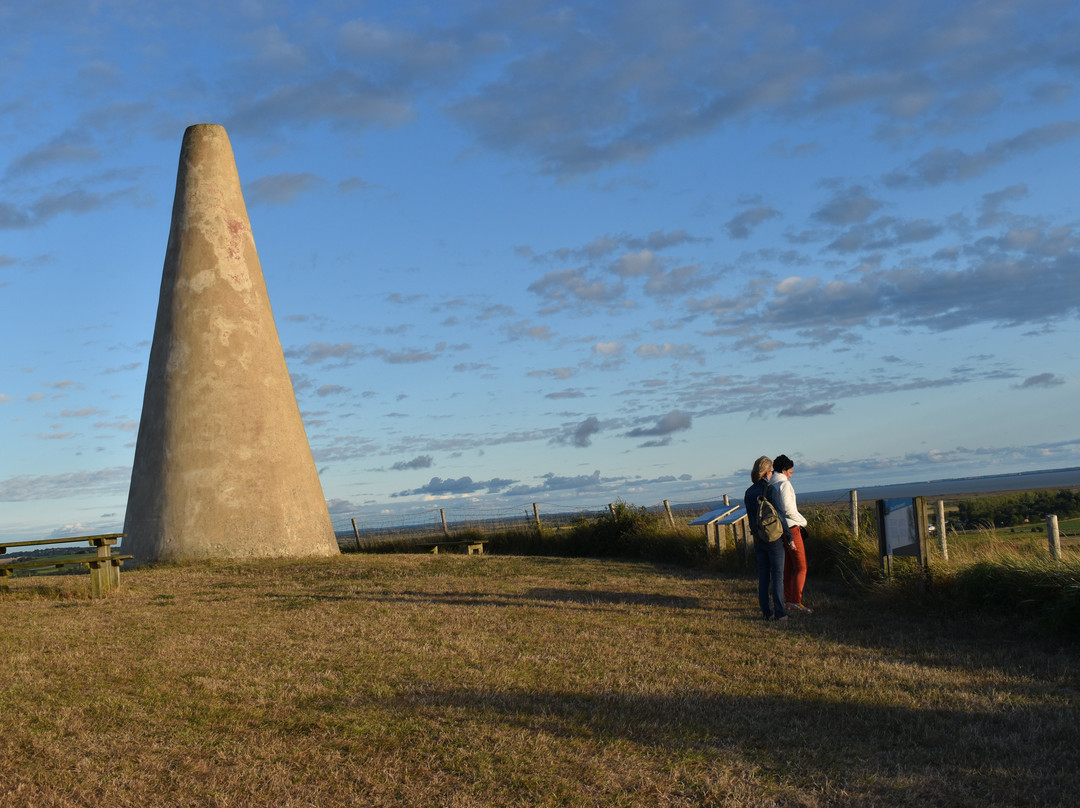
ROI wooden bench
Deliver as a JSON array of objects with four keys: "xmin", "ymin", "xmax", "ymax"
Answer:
[
  {"xmin": 0, "ymin": 533, "xmax": 133, "ymax": 597},
  {"xmin": 417, "ymin": 539, "xmax": 488, "ymax": 555}
]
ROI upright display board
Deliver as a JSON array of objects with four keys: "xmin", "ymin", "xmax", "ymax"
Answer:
[{"xmin": 875, "ymin": 497, "xmax": 928, "ymax": 574}]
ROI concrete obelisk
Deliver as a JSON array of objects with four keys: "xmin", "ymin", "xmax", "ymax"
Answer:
[{"xmin": 123, "ymin": 124, "xmax": 338, "ymax": 562}]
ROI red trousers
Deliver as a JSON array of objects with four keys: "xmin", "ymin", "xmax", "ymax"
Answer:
[{"xmin": 783, "ymin": 525, "xmax": 807, "ymax": 605}]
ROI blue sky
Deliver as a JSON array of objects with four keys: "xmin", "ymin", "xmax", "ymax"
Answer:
[{"xmin": 2, "ymin": 0, "xmax": 1078, "ymax": 539}]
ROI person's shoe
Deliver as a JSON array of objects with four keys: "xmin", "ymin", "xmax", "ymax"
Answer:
[
  {"xmin": 776, "ymin": 615, "xmax": 789, "ymax": 624},
  {"xmin": 788, "ymin": 602, "xmax": 813, "ymax": 614}
]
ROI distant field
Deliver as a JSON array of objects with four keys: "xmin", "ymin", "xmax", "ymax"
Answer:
[
  {"xmin": 931, "ymin": 518, "xmax": 1079, "ymax": 565},
  {"xmin": 0, "ymin": 554, "xmax": 1076, "ymax": 807},
  {"xmin": 989, "ymin": 516, "xmax": 1080, "ymax": 535}
]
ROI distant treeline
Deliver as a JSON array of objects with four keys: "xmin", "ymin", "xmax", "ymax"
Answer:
[{"xmin": 955, "ymin": 490, "xmax": 1080, "ymax": 528}]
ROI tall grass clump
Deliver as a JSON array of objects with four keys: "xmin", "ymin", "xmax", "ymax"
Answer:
[
  {"xmin": 341, "ymin": 535, "xmax": 423, "ymax": 554},
  {"xmin": 802, "ymin": 505, "xmax": 881, "ymax": 589},
  {"xmin": 559, "ymin": 500, "xmax": 707, "ymax": 565},
  {"xmin": 489, "ymin": 500, "xmax": 708, "ymax": 565},
  {"xmin": 942, "ymin": 555, "xmax": 1080, "ymax": 638},
  {"xmin": 940, "ymin": 522, "xmax": 1076, "ymax": 565}
]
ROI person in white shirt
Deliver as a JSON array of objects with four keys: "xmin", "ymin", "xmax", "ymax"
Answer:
[{"xmin": 770, "ymin": 454, "xmax": 812, "ymax": 614}]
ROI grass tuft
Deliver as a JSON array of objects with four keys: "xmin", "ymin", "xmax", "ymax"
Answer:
[{"xmin": 941, "ymin": 556, "xmax": 1080, "ymax": 638}]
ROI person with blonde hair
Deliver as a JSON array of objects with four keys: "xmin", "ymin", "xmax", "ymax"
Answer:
[{"xmin": 744, "ymin": 455, "xmax": 789, "ymax": 622}]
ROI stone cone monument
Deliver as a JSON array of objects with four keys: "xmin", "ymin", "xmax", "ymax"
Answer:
[{"xmin": 123, "ymin": 124, "xmax": 339, "ymax": 562}]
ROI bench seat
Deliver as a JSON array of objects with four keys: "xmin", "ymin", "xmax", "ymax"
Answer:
[{"xmin": 0, "ymin": 533, "xmax": 131, "ymax": 597}]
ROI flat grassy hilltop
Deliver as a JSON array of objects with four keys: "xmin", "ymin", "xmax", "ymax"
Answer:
[{"xmin": 0, "ymin": 554, "xmax": 1076, "ymax": 807}]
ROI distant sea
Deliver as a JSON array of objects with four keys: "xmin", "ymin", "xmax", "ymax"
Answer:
[{"xmin": 799, "ymin": 466, "xmax": 1080, "ymax": 504}]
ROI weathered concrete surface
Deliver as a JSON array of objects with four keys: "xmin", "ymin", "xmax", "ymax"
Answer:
[{"xmin": 123, "ymin": 124, "xmax": 338, "ymax": 562}]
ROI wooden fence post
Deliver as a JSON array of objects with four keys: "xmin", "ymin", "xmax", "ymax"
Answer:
[
  {"xmin": 351, "ymin": 518, "xmax": 361, "ymax": 552},
  {"xmin": 533, "ymin": 502, "xmax": 542, "ymax": 534},
  {"xmin": 935, "ymin": 500, "xmax": 948, "ymax": 561},
  {"xmin": 723, "ymin": 494, "xmax": 730, "ymax": 506},
  {"xmin": 849, "ymin": 490, "xmax": 859, "ymax": 537},
  {"xmin": 663, "ymin": 500, "xmax": 675, "ymax": 528},
  {"xmin": 608, "ymin": 503, "xmax": 616, "ymax": 518},
  {"xmin": 1047, "ymin": 514, "xmax": 1061, "ymax": 561},
  {"xmin": 440, "ymin": 508, "xmax": 449, "ymax": 537}
]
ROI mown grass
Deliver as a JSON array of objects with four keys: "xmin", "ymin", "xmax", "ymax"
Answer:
[
  {"xmin": 354, "ymin": 502, "xmax": 1080, "ymax": 640},
  {"xmin": 1, "ymin": 553, "xmax": 1077, "ymax": 807}
]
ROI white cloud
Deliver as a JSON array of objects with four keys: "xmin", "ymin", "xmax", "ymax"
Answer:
[
  {"xmin": 634, "ymin": 343, "xmax": 704, "ymax": 363},
  {"xmin": 245, "ymin": 172, "xmax": 326, "ymax": 205},
  {"xmin": 0, "ymin": 468, "xmax": 130, "ymax": 502},
  {"xmin": 594, "ymin": 341, "xmax": 624, "ymax": 356},
  {"xmin": 611, "ymin": 250, "xmax": 660, "ymax": 278},
  {"xmin": 625, "ymin": 410, "xmax": 692, "ymax": 438}
]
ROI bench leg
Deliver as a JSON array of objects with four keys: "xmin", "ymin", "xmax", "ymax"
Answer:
[
  {"xmin": 108, "ymin": 559, "xmax": 121, "ymax": 590},
  {"xmin": 89, "ymin": 562, "xmax": 107, "ymax": 598}
]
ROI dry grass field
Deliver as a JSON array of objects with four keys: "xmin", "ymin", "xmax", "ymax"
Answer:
[{"xmin": 0, "ymin": 553, "xmax": 1076, "ymax": 807}]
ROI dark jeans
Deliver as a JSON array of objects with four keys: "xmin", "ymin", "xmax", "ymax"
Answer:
[{"xmin": 754, "ymin": 538, "xmax": 787, "ymax": 619}]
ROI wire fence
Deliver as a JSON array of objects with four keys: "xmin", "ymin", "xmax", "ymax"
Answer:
[
  {"xmin": 329, "ymin": 488, "xmax": 1074, "ymax": 556},
  {"xmin": 331, "ymin": 502, "xmax": 603, "ymax": 549},
  {"xmin": 328, "ymin": 495, "xmax": 792, "ymax": 551},
  {"xmin": 331, "ymin": 504, "xmax": 539, "ymax": 548}
]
